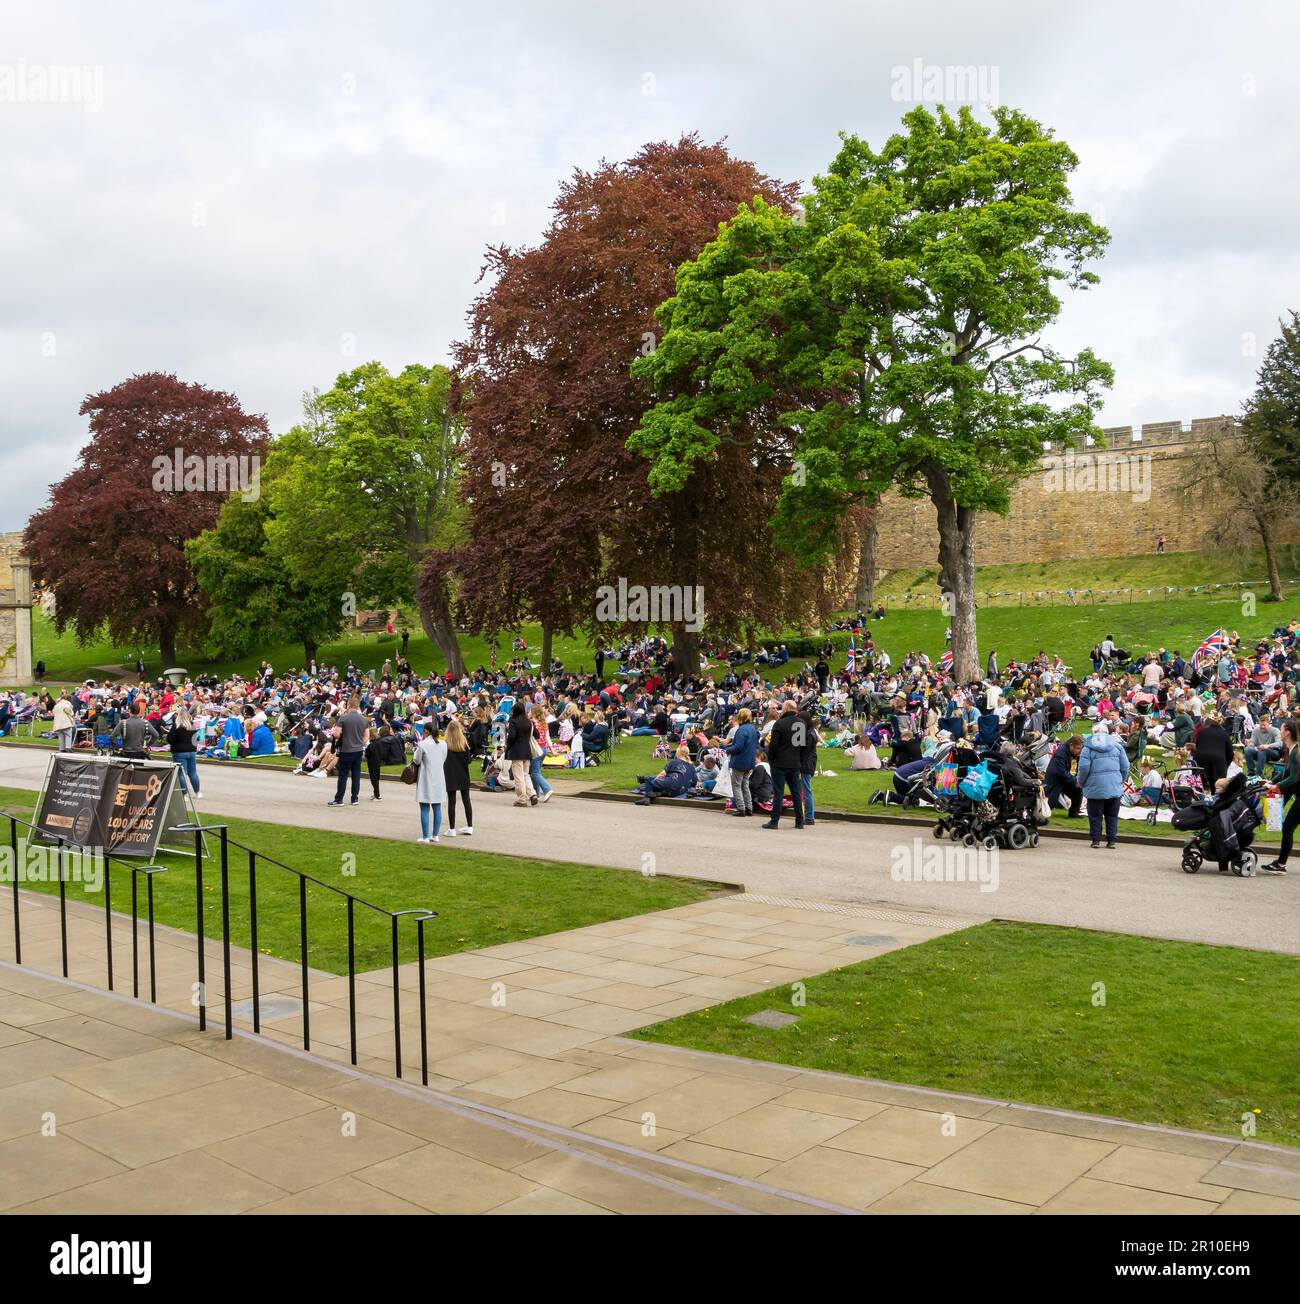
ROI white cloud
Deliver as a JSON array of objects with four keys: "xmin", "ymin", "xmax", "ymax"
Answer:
[{"xmin": 2, "ymin": 0, "xmax": 1298, "ymax": 529}]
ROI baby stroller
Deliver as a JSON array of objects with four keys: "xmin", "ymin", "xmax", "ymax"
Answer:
[{"xmin": 1171, "ymin": 772, "xmax": 1262, "ymax": 876}]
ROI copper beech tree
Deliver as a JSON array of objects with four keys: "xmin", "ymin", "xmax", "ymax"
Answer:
[
  {"xmin": 26, "ymin": 371, "xmax": 269, "ymax": 669},
  {"xmin": 449, "ymin": 136, "xmax": 851, "ymax": 675}
]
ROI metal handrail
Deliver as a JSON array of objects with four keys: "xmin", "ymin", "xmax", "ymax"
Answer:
[{"xmin": 3, "ymin": 806, "xmax": 441, "ymax": 1085}]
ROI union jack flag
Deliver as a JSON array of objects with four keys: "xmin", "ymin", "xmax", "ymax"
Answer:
[
  {"xmin": 845, "ymin": 636, "xmax": 857, "ymax": 672},
  {"xmin": 1191, "ymin": 628, "xmax": 1228, "ymax": 672},
  {"xmin": 936, "ymin": 650, "xmax": 953, "ymax": 673}
]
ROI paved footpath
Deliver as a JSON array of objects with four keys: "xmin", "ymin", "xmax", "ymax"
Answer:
[
  {"xmin": 0, "ymin": 748, "xmax": 1296, "ymax": 953},
  {"xmin": 2, "ymin": 883, "xmax": 1299, "ymax": 1214}
]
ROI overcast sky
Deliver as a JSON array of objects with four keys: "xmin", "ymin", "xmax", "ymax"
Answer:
[{"xmin": 2, "ymin": 0, "xmax": 1297, "ymax": 531}]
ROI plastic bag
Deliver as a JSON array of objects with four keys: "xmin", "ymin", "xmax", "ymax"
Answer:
[{"xmin": 959, "ymin": 760, "xmax": 996, "ymax": 801}]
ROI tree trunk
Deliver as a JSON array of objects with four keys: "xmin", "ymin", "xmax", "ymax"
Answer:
[
  {"xmin": 1257, "ymin": 513, "xmax": 1284, "ymax": 599},
  {"xmin": 853, "ymin": 506, "xmax": 878, "ymax": 611},
  {"xmin": 671, "ymin": 625, "xmax": 702, "ymax": 678},
  {"xmin": 928, "ymin": 465, "xmax": 979, "ymax": 682},
  {"xmin": 303, "ymin": 638, "xmax": 318, "ymax": 666},
  {"xmin": 540, "ymin": 622, "xmax": 553, "ymax": 670},
  {"xmin": 156, "ymin": 621, "xmax": 177, "ymax": 671},
  {"xmin": 417, "ymin": 574, "xmax": 465, "ymax": 676}
]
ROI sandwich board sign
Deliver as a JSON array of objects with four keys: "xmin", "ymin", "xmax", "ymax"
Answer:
[{"xmin": 33, "ymin": 754, "xmax": 198, "ymax": 858}]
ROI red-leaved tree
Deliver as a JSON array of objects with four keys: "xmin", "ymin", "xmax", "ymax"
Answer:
[
  {"xmin": 26, "ymin": 372, "xmax": 270, "ymax": 669},
  {"xmin": 450, "ymin": 136, "xmax": 847, "ymax": 673}
]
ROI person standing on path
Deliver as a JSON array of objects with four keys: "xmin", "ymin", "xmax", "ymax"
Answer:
[
  {"xmin": 799, "ymin": 698, "xmax": 819, "ymax": 826},
  {"xmin": 51, "ymin": 691, "xmax": 76, "ymax": 751},
  {"xmin": 414, "ymin": 720, "xmax": 447, "ymax": 843},
  {"xmin": 762, "ymin": 700, "xmax": 805, "ymax": 830},
  {"xmin": 504, "ymin": 700, "xmax": 536, "ymax": 807},
  {"xmin": 167, "ymin": 706, "xmax": 201, "ymax": 799},
  {"xmin": 717, "ymin": 708, "xmax": 757, "ymax": 817},
  {"xmin": 1261, "ymin": 719, "xmax": 1299, "ymax": 874},
  {"xmin": 529, "ymin": 702, "xmax": 554, "ymax": 804},
  {"xmin": 1076, "ymin": 721, "xmax": 1126, "ymax": 849},
  {"xmin": 442, "ymin": 716, "xmax": 474, "ymax": 836},
  {"xmin": 327, "ymin": 695, "xmax": 370, "ymax": 807}
]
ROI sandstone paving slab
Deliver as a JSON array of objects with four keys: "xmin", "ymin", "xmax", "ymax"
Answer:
[
  {"xmin": 607, "ymin": 1074, "xmax": 790, "ymax": 1134},
  {"xmin": 916, "ymin": 1126, "xmax": 1117, "ymax": 1205},
  {"xmin": 54, "ymin": 1042, "xmax": 244, "ymax": 1107},
  {"xmin": 250, "ymin": 1174, "xmax": 427, "ymax": 1215},
  {"xmin": 820, "ymin": 1105, "xmax": 997, "ymax": 1168},
  {"xmin": 0, "ymin": 1069, "xmax": 118, "ymax": 1142},
  {"xmin": 1037, "ymin": 1177, "xmax": 1219, "ymax": 1215},
  {"xmin": 1213, "ymin": 1189, "xmax": 1300, "ymax": 1214},
  {"xmin": 0, "ymin": 1131, "xmax": 129, "ymax": 1210},
  {"xmin": 690, "ymin": 1102, "xmax": 860, "ymax": 1162},
  {"xmin": 206, "ymin": 1106, "xmax": 424, "ymax": 1192},
  {"xmin": 486, "ymin": 1187, "xmax": 614, "ymax": 1215},
  {"xmin": 759, "ymin": 1145, "xmax": 923, "ymax": 1210},
  {"xmin": 61, "ymin": 1073, "xmax": 323, "ymax": 1169},
  {"xmin": 12, "ymin": 1148, "xmax": 287, "ymax": 1214},
  {"xmin": 355, "ymin": 1141, "xmax": 537, "ymax": 1214},
  {"xmin": 1086, "ymin": 1144, "xmax": 1237, "ymax": 1202}
]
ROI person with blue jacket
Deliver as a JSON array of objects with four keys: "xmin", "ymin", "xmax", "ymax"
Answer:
[
  {"xmin": 716, "ymin": 708, "xmax": 758, "ymax": 817},
  {"xmin": 246, "ymin": 721, "xmax": 277, "ymax": 755},
  {"xmin": 1075, "ymin": 722, "xmax": 1128, "ymax": 848}
]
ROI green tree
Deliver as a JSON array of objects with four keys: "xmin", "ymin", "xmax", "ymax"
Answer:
[
  {"xmin": 267, "ymin": 364, "xmax": 467, "ymax": 674},
  {"xmin": 632, "ymin": 106, "xmax": 1112, "ymax": 680},
  {"xmin": 187, "ymin": 444, "xmax": 351, "ymax": 664},
  {"xmin": 1245, "ymin": 311, "xmax": 1300, "ymax": 484}
]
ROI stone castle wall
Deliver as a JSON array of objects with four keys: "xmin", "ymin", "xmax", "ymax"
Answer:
[
  {"xmin": 1, "ymin": 531, "xmax": 34, "ymax": 687},
  {"xmin": 872, "ymin": 416, "xmax": 1292, "ymax": 571}
]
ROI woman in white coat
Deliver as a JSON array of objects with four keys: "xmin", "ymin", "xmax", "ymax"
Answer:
[{"xmin": 414, "ymin": 720, "xmax": 448, "ymax": 844}]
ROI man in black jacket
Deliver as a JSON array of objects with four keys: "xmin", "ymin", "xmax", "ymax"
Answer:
[
  {"xmin": 1044, "ymin": 735, "xmax": 1084, "ymax": 817},
  {"xmin": 762, "ymin": 701, "xmax": 805, "ymax": 830}
]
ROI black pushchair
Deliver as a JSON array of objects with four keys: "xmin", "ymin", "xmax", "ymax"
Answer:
[{"xmin": 1171, "ymin": 772, "xmax": 1262, "ymax": 876}]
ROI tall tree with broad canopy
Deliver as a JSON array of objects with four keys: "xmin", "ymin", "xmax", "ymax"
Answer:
[
  {"xmin": 452, "ymin": 135, "xmax": 846, "ymax": 676},
  {"xmin": 632, "ymin": 107, "xmax": 1112, "ymax": 681},
  {"xmin": 187, "ymin": 442, "xmax": 352, "ymax": 664},
  {"xmin": 267, "ymin": 364, "xmax": 467, "ymax": 674},
  {"xmin": 25, "ymin": 371, "xmax": 269, "ymax": 668}
]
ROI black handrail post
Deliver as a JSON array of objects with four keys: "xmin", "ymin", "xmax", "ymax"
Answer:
[
  {"xmin": 248, "ymin": 849, "xmax": 260, "ymax": 1033},
  {"xmin": 298, "ymin": 874, "xmax": 310, "ymax": 1051},
  {"xmin": 8, "ymin": 817, "xmax": 20, "ymax": 965},
  {"xmin": 194, "ymin": 827, "xmax": 206, "ymax": 1032},
  {"xmin": 391, "ymin": 914, "xmax": 401, "ymax": 1079},
  {"xmin": 346, "ymin": 896, "xmax": 357, "ymax": 1066},
  {"xmin": 147, "ymin": 872, "xmax": 158, "ymax": 1003},
  {"xmin": 219, "ymin": 827, "xmax": 232, "ymax": 1041},
  {"xmin": 57, "ymin": 839, "xmax": 68, "ymax": 978},
  {"xmin": 131, "ymin": 867, "xmax": 139, "ymax": 999},
  {"xmin": 103, "ymin": 851, "xmax": 113, "ymax": 992},
  {"xmin": 417, "ymin": 915, "xmax": 429, "ymax": 1087}
]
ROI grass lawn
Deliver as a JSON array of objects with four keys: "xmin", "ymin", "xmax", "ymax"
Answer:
[
  {"xmin": 631, "ymin": 919, "xmax": 1300, "ymax": 1147},
  {"xmin": 0, "ymin": 785, "xmax": 729, "ymax": 975},
  {"xmin": 23, "ymin": 550, "xmax": 1300, "ymax": 687}
]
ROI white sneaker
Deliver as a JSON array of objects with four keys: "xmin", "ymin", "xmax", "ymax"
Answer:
[
  {"xmin": 460, "ymin": 826, "xmax": 473, "ymax": 836},
  {"xmin": 429, "ymin": 836, "xmax": 440, "ymax": 844},
  {"xmin": 444, "ymin": 828, "xmax": 457, "ymax": 837},
  {"xmin": 540, "ymin": 790, "xmax": 552, "ymax": 804},
  {"xmin": 416, "ymin": 836, "xmax": 430, "ymax": 844}
]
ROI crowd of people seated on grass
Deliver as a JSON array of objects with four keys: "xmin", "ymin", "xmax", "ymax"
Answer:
[{"xmin": 7, "ymin": 613, "xmax": 1300, "ymax": 856}]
